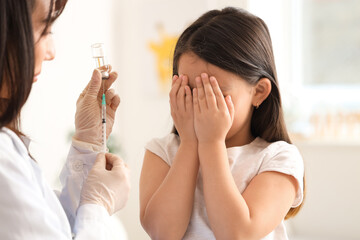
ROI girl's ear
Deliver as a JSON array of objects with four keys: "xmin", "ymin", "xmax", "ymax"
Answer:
[{"xmin": 252, "ymin": 78, "xmax": 271, "ymax": 109}]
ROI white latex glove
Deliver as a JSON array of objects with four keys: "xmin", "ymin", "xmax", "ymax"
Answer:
[
  {"xmin": 73, "ymin": 67, "xmax": 120, "ymax": 151},
  {"xmin": 80, "ymin": 153, "xmax": 131, "ymax": 215}
]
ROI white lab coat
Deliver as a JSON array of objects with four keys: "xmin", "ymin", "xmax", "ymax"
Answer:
[{"xmin": 0, "ymin": 127, "xmax": 119, "ymax": 239}]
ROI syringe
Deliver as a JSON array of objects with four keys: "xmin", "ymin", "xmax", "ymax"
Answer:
[
  {"xmin": 91, "ymin": 43, "xmax": 109, "ymax": 152},
  {"xmin": 101, "ymin": 93, "xmax": 107, "ymax": 153}
]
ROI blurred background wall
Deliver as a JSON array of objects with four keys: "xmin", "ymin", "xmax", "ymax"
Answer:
[{"xmin": 21, "ymin": 0, "xmax": 360, "ymax": 239}]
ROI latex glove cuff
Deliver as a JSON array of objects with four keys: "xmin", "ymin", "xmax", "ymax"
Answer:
[{"xmin": 72, "ymin": 137, "xmax": 109, "ymax": 153}]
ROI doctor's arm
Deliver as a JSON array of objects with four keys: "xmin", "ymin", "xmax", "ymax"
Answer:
[
  {"xmin": 0, "ymin": 150, "xmax": 129, "ymax": 240},
  {"xmin": 73, "ymin": 152, "xmax": 130, "ymax": 239},
  {"xmin": 59, "ymin": 69, "xmax": 120, "ymax": 228},
  {"xmin": 0, "ymin": 150, "xmax": 71, "ymax": 239}
]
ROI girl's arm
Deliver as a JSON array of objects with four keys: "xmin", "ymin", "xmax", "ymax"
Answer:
[
  {"xmin": 199, "ymin": 142, "xmax": 297, "ymax": 239},
  {"xmin": 140, "ymin": 146, "xmax": 198, "ymax": 240},
  {"xmin": 140, "ymin": 75, "xmax": 198, "ymax": 240},
  {"xmin": 193, "ymin": 74, "xmax": 298, "ymax": 239}
]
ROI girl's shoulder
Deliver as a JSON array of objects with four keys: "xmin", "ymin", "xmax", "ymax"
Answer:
[
  {"xmin": 237, "ymin": 138, "xmax": 304, "ymax": 207},
  {"xmin": 258, "ymin": 138, "xmax": 304, "ymax": 207},
  {"xmin": 238, "ymin": 137, "xmax": 301, "ymax": 158},
  {"xmin": 144, "ymin": 133, "xmax": 180, "ymax": 166},
  {"xmin": 147, "ymin": 133, "xmax": 180, "ymax": 146},
  {"xmin": 245, "ymin": 137, "xmax": 303, "ymax": 171},
  {"xmin": 261, "ymin": 138, "xmax": 302, "ymax": 162},
  {"xmin": 228, "ymin": 137, "xmax": 301, "ymax": 159}
]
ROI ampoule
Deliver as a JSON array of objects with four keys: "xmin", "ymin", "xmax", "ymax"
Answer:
[
  {"xmin": 91, "ymin": 43, "xmax": 109, "ymax": 153},
  {"xmin": 91, "ymin": 43, "xmax": 110, "ymax": 79}
]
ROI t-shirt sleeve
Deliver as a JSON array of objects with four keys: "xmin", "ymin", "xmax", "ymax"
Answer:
[
  {"xmin": 144, "ymin": 134, "xmax": 179, "ymax": 166},
  {"xmin": 258, "ymin": 142, "xmax": 304, "ymax": 207}
]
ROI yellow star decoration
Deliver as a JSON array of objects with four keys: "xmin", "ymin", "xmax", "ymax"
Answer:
[{"xmin": 149, "ymin": 29, "xmax": 178, "ymax": 93}]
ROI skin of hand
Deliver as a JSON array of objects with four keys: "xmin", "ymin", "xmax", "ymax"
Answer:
[
  {"xmin": 170, "ymin": 74, "xmax": 197, "ymax": 143},
  {"xmin": 139, "ymin": 75, "xmax": 200, "ymax": 239},
  {"xmin": 191, "ymin": 74, "xmax": 297, "ymax": 239},
  {"xmin": 73, "ymin": 67, "xmax": 120, "ymax": 149},
  {"xmin": 193, "ymin": 73, "xmax": 235, "ymax": 143},
  {"xmin": 80, "ymin": 153, "xmax": 131, "ymax": 215}
]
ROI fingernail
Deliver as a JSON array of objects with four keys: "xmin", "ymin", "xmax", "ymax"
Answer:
[{"xmin": 201, "ymin": 73, "xmax": 207, "ymax": 78}]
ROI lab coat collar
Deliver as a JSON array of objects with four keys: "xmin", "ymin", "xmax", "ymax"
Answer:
[
  {"xmin": 20, "ymin": 135, "xmax": 31, "ymax": 149},
  {"xmin": 1, "ymin": 127, "xmax": 31, "ymax": 154}
]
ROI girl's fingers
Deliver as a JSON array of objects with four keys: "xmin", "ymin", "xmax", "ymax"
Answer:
[
  {"xmin": 181, "ymin": 75, "xmax": 190, "ymax": 111},
  {"xmin": 181, "ymin": 75, "xmax": 189, "ymax": 86},
  {"xmin": 210, "ymin": 76, "xmax": 227, "ymax": 110},
  {"xmin": 169, "ymin": 75, "xmax": 182, "ymax": 110},
  {"xmin": 225, "ymin": 95, "xmax": 235, "ymax": 122},
  {"xmin": 185, "ymin": 85, "xmax": 193, "ymax": 113},
  {"xmin": 193, "ymin": 88, "xmax": 200, "ymax": 114},
  {"xmin": 195, "ymin": 76, "xmax": 207, "ymax": 110},
  {"xmin": 177, "ymin": 83, "xmax": 186, "ymax": 111},
  {"xmin": 171, "ymin": 74, "xmax": 179, "ymax": 87},
  {"xmin": 201, "ymin": 73, "xmax": 217, "ymax": 109}
]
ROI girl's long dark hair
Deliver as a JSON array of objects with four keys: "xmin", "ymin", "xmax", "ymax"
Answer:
[
  {"xmin": 0, "ymin": 0, "xmax": 67, "ymax": 130},
  {"xmin": 172, "ymin": 7, "xmax": 305, "ymax": 219}
]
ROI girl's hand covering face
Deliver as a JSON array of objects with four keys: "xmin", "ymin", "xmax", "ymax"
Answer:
[
  {"xmin": 169, "ymin": 75, "xmax": 197, "ymax": 143},
  {"xmin": 193, "ymin": 73, "xmax": 234, "ymax": 143}
]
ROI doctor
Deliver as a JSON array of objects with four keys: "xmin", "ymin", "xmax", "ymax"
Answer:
[{"xmin": 0, "ymin": 0, "xmax": 130, "ymax": 239}]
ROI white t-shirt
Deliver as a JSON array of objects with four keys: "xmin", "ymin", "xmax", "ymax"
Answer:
[{"xmin": 145, "ymin": 133, "xmax": 304, "ymax": 240}]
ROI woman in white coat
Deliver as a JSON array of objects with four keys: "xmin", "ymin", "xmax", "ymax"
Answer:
[{"xmin": 0, "ymin": 0, "xmax": 130, "ymax": 239}]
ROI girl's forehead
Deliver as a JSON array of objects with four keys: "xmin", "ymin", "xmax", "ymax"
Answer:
[{"xmin": 178, "ymin": 53, "xmax": 235, "ymax": 89}]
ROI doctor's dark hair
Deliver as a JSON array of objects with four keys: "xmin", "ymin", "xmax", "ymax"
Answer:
[
  {"xmin": 172, "ymin": 7, "xmax": 304, "ymax": 219},
  {"xmin": 0, "ymin": 0, "xmax": 67, "ymax": 129}
]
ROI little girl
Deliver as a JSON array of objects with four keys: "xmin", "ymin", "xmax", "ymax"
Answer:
[{"xmin": 140, "ymin": 7, "xmax": 304, "ymax": 240}]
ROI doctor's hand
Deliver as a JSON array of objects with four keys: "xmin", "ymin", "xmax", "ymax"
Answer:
[
  {"xmin": 80, "ymin": 153, "xmax": 131, "ymax": 215},
  {"xmin": 73, "ymin": 67, "xmax": 120, "ymax": 151}
]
